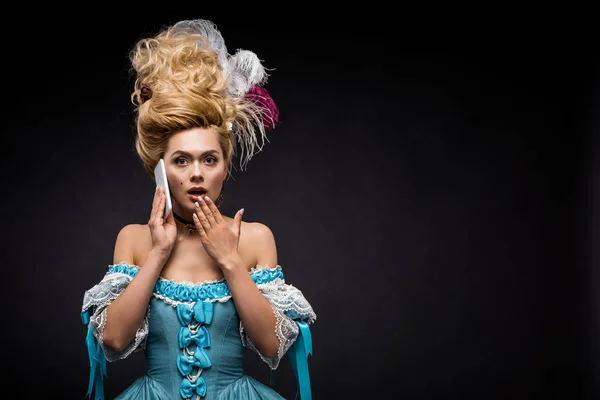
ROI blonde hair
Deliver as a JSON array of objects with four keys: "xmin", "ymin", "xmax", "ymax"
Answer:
[{"xmin": 129, "ymin": 23, "xmax": 267, "ymax": 178}]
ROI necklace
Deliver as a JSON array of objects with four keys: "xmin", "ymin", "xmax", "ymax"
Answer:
[{"xmin": 172, "ymin": 211, "xmax": 197, "ymax": 236}]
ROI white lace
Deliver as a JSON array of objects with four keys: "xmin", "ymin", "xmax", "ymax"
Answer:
[
  {"xmin": 81, "ymin": 263, "xmax": 316, "ymax": 367},
  {"xmin": 82, "ymin": 272, "xmax": 150, "ymax": 362},
  {"xmin": 239, "ymin": 278, "xmax": 317, "ymax": 370},
  {"xmin": 153, "ymin": 293, "xmax": 232, "ymax": 307}
]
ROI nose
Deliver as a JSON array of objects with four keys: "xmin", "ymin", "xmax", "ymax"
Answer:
[{"xmin": 190, "ymin": 162, "xmax": 203, "ymax": 181}]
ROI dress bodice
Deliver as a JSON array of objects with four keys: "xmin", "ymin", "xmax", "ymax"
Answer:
[
  {"xmin": 81, "ymin": 263, "xmax": 316, "ymax": 400},
  {"xmin": 144, "ymin": 298, "xmax": 245, "ymax": 398}
]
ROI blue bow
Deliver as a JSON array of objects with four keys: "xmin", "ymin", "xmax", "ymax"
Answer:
[
  {"xmin": 177, "ymin": 348, "xmax": 212, "ymax": 375},
  {"xmin": 289, "ymin": 321, "xmax": 313, "ymax": 400},
  {"xmin": 180, "ymin": 376, "xmax": 207, "ymax": 398},
  {"xmin": 179, "ymin": 325, "xmax": 211, "ymax": 349},
  {"xmin": 81, "ymin": 309, "xmax": 107, "ymax": 400},
  {"xmin": 177, "ymin": 301, "xmax": 214, "ymax": 326}
]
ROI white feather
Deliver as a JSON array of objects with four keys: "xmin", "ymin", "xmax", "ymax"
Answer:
[
  {"xmin": 225, "ymin": 49, "xmax": 267, "ymax": 97},
  {"xmin": 170, "ymin": 19, "xmax": 273, "ymax": 171},
  {"xmin": 171, "ymin": 19, "xmax": 229, "ymax": 74}
]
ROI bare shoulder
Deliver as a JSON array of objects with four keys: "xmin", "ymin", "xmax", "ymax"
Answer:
[
  {"xmin": 236, "ymin": 220, "xmax": 275, "ymax": 245},
  {"xmin": 241, "ymin": 220, "xmax": 273, "ymax": 237},
  {"xmin": 113, "ymin": 223, "xmax": 150, "ymax": 265},
  {"xmin": 239, "ymin": 220, "xmax": 278, "ymax": 269}
]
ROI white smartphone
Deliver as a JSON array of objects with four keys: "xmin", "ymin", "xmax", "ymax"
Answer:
[{"xmin": 154, "ymin": 159, "xmax": 173, "ymax": 220}]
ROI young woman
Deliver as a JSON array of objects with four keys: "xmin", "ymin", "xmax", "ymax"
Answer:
[{"xmin": 81, "ymin": 19, "xmax": 316, "ymax": 400}]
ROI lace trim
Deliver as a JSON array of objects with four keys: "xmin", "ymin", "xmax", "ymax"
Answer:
[
  {"xmin": 256, "ymin": 281, "xmax": 317, "ymax": 323},
  {"xmin": 83, "ymin": 273, "xmax": 150, "ymax": 362},
  {"xmin": 81, "ymin": 262, "xmax": 314, "ymax": 367},
  {"xmin": 153, "ymin": 293, "xmax": 232, "ymax": 307},
  {"xmin": 250, "ymin": 264, "xmax": 282, "ymax": 274},
  {"xmin": 239, "ymin": 278, "xmax": 316, "ymax": 370},
  {"xmin": 106, "ymin": 263, "xmax": 284, "ymax": 305},
  {"xmin": 82, "ymin": 271, "xmax": 134, "ymax": 313},
  {"xmin": 240, "ymin": 303, "xmax": 300, "ymax": 370}
]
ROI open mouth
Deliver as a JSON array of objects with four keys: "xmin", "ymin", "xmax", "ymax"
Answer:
[{"xmin": 187, "ymin": 188, "xmax": 208, "ymax": 200}]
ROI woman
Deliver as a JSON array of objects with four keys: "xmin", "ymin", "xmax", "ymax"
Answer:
[{"xmin": 80, "ymin": 19, "xmax": 316, "ymax": 400}]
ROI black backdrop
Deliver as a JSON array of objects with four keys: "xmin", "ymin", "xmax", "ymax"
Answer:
[{"xmin": 4, "ymin": 6, "xmax": 600, "ymax": 400}]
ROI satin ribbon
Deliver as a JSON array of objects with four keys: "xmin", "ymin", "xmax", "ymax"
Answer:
[
  {"xmin": 180, "ymin": 376, "xmax": 207, "ymax": 398},
  {"xmin": 176, "ymin": 301, "xmax": 214, "ymax": 326},
  {"xmin": 178, "ymin": 325, "xmax": 211, "ymax": 349},
  {"xmin": 289, "ymin": 321, "xmax": 313, "ymax": 400},
  {"xmin": 81, "ymin": 309, "xmax": 107, "ymax": 400},
  {"xmin": 177, "ymin": 348, "xmax": 212, "ymax": 375}
]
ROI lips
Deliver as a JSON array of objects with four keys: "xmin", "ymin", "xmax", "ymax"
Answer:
[
  {"xmin": 187, "ymin": 187, "xmax": 207, "ymax": 202},
  {"xmin": 188, "ymin": 193, "xmax": 207, "ymax": 200},
  {"xmin": 187, "ymin": 187, "xmax": 207, "ymax": 195}
]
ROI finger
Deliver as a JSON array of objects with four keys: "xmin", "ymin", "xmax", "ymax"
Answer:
[
  {"xmin": 152, "ymin": 188, "xmax": 165, "ymax": 227},
  {"xmin": 165, "ymin": 204, "xmax": 174, "ymax": 223},
  {"xmin": 149, "ymin": 186, "xmax": 160, "ymax": 224},
  {"xmin": 192, "ymin": 211, "xmax": 208, "ymax": 237},
  {"xmin": 232, "ymin": 208, "xmax": 244, "ymax": 236},
  {"xmin": 194, "ymin": 201, "xmax": 212, "ymax": 231},
  {"xmin": 156, "ymin": 188, "xmax": 165, "ymax": 222},
  {"xmin": 204, "ymin": 195, "xmax": 224, "ymax": 224},
  {"xmin": 196, "ymin": 196, "xmax": 216, "ymax": 226}
]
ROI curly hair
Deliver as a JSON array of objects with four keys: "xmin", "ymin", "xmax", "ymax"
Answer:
[{"xmin": 129, "ymin": 23, "xmax": 267, "ymax": 178}]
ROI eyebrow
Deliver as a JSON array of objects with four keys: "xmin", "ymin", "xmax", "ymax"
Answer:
[{"xmin": 170, "ymin": 149, "xmax": 220, "ymax": 158}]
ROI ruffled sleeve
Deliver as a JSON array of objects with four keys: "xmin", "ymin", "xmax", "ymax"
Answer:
[
  {"xmin": 80, "ymin": 264, "xmax": 149, "ymax": 400},
  {"xmin": 239, "ymin": 266, "xmax": 316, "ymax": 370},
  {"xmin": 81, "ymin": 266, "xmax": 150, "ymax": 362}
]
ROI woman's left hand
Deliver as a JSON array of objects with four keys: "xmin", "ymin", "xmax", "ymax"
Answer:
[{"xmin": 193, "ymin": 195, "xmax": 244, "ymax": 270}]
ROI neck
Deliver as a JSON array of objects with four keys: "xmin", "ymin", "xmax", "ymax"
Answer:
[
  {"xmin": 172, "ymin": 209, "xmax": 198, "ymax": 236},
  {"xmin": 173, "ymin": 210, "xmax": 193, "ymax": 224}
]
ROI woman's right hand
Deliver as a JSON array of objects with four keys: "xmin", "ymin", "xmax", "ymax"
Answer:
[{"xmin": 149, "ymin": 186, "xmax": 177, "ymax": 259}]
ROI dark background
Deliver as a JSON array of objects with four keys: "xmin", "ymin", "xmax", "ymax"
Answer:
[{"xmin": 3, "ymin": 6, "xmax": 600, "ymax": 399}]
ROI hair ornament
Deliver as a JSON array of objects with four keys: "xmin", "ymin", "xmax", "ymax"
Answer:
[
  {"xmin": 245, "ymin": 85, "xmax": 279, "ymax": 131},
  {"xmin": 140, "ymin": 85, "xmax": 152, "ymax": 103},
  {"xmin": 171, "ymin": 19, "xmax": 279, "ymax": 170}
]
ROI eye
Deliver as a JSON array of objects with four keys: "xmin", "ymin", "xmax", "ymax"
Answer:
[
  {"xmin": 205, "ymin": 156, "xmax": 217, "ymax": 164},
  {"xmin": 175, "ymin": 157, "xmax": 188, "ymax": 165}
]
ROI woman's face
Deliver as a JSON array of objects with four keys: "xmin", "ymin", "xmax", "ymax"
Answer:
[{"xmin": 163, "ymin": 127, "xmax": 228, "ymax": 216}]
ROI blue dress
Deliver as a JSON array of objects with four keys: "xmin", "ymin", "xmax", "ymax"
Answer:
[{"xmin": 81, "ymin": 264, "xmax": 316, "ymax": 400}]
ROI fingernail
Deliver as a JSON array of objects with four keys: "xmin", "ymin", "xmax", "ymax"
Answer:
[
  {"xmin": 195, "ymin": 202, "xmax": 200, "ymax": 208},
  {"xmin": 240, "ymin": 208, "xmax": 244, "ymax": 216},
  {"xmin": 205, "ymin": 196, "xmax": 211, "ymax": 202}
]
